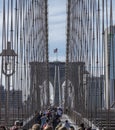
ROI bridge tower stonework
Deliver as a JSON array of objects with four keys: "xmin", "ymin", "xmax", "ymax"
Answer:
[{"xmin": 49, "ymin": 62, "xmax": 65, "ymax": 106}]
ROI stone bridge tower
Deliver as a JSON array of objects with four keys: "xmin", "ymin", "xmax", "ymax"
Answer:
[{"xmin": 49, "ymin": 62, "xmax": 65, "ymax": 106}]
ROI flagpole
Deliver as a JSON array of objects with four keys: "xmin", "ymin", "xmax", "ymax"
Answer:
[
  {"xmin": 54, "ymin": 48, "xmax": 58, "ymax": 61},
  {"xmin": 56, "ymin": 51, "xmax": 58, "ymax": 61}
]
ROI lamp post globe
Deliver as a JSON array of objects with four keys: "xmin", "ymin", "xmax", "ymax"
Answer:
[{"xmin": 0, "ymin": 41, "xmax": 17, "ymax": 76}]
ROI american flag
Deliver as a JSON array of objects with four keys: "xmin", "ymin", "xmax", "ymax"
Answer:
[{"xmin": 54, "ymin": 48, "xmax": 58, "ymax": 53}]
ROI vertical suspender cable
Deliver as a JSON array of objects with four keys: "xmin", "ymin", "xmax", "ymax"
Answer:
[
  {"xmin": 7, "ymin": 0, "xmax": 9, "ymax": 43},
  {"xmin": 101, "ymin": 0, "xmax": 104, "ymax": 128},
  {"xmin": 16, "ymin": 0, "xmax": 20, "ymax": 121},
  {"xmin": 13, "ymin": 0, "xmax": 18, "ymax": 123},
  {"xmin": 95, "ymin": 0, "xmax": 99, "ymax": 124},
  {"xmin": 10, "ymin": 0, "xmax": 15, "ymax": 123},
  {"xmin": 107, "ymin": 0, "xmax": 113, "ymax": 128},
  {"xmin": 90, "ymin": 0, "xmax": 93, "ymax": 122},
  {"xmin": 19, "ymin": 0, "xmax": 23, "ymax": 121},
  {"xmin": 22, "ymin": 0, "xmax": 25, "ymax": 119}
]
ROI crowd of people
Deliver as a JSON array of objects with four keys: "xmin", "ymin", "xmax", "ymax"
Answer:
[
  {"xmin": 0, "ymin": 106, "xmax": 92, "ymax": 130},
  {"xmin": 33, "ymin": 106, "xmax": 71, "ymax": 130},
  {"xmin": 30, "ymin": 106, "xmax": 92, "ymax": 130}
]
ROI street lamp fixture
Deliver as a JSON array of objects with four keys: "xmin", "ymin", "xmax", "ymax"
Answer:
[{"xmin": 0, "ymin": 41, "xmax": 17, "ymax": 76}]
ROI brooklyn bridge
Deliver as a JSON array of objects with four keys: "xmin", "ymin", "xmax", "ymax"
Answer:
[{"xmin": 0, "ymin": 0, "xmax": 115, "ymax": 130}]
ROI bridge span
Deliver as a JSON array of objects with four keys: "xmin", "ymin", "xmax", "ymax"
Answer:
[{"xmin": 0, "ymin": 0, "xmax": 115, "ymax": 130}]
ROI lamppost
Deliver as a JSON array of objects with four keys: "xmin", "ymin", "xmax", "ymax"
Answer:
[{"xmin": 0, "ymin": 41, "xmax": 17, "ymax": 125}]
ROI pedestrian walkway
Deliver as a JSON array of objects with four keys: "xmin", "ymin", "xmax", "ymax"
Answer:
[
  {"xmin": 61, "ymin": 114, "xmax": 79, "ymax": 130},
  {"xmin": 61, "ymin": 114, "xmax": 101, "ymax": 130}
]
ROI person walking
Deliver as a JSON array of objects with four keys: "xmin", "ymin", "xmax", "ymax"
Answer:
[{"xmin": 64, "ymin": 120, "xmax": 70, "ymax": 130}]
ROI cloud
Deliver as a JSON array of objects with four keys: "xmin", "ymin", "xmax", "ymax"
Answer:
[
  {"xmin": 49, "ymin": 14, "xmax": 66, "ymax": 25},
  {"xmin": 49, "ymin": 11, "xmax": 66, "ymax": 17},
  {"xmin": 49, "ymin": 55, "xmax": 66, "ymax": 62}
]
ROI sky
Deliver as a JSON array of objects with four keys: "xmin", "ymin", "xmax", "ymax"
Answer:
[{"xmin": 48, "ymin": 0, "xmax": 66, "ymax": 62}]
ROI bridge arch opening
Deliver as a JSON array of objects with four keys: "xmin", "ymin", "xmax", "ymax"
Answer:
[
  {"xmin": 49, "ymin": 82, "xmax": 54, "ymax": 106},
  {"xmin": 40, "ymin": 81, "xmax": 54, "ymax": 107}
]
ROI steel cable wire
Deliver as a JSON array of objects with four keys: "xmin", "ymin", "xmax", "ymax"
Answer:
[
  {"xmin": 66, "ymin": 0, "xmax": 114, "ymax": 128},
  {"xmin": 1, "ymin": 0, "xmax": 49, "ymax": 126}
]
